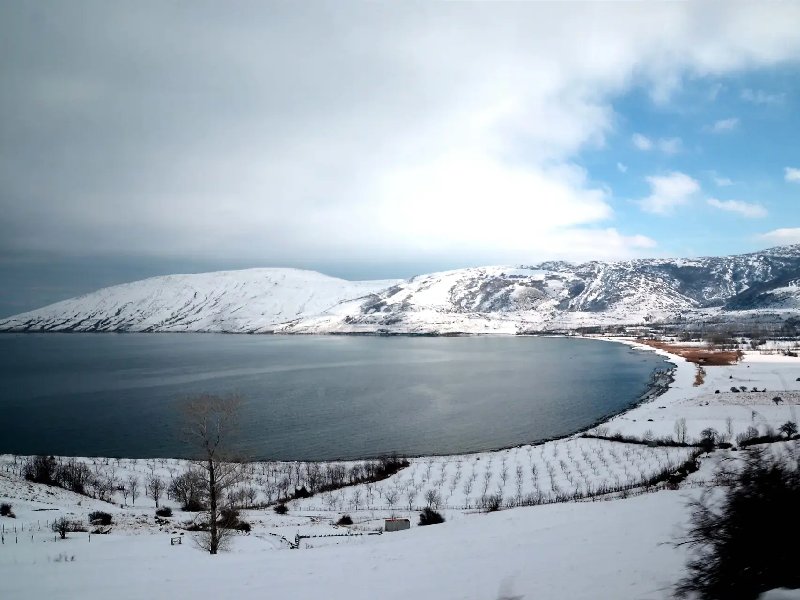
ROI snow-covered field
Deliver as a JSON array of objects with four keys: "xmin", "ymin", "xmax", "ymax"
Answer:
[
  {"xmin": 603, "ymin": 341, "xmax": 800, "ymax": 442},
  {"xmin": 2, "ymin": 340, "xmax": 799, "ymax": 599}
]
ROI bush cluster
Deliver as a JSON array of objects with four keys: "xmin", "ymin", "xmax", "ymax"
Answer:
[
  {"xmin": 676, "ymin": 449, "xmax": 800, "ymax": 599},
  {"xmin": 23, "ymin": 456, "xmax": 99, "ymax": 496},
  {"xmin": 418, "ymin": 507, "xmax": 445, "ymax": 526},
  {"xmin": 51, "ymin": 517, "xmax": 86, "ymax": 539},
  {"xmin": 168, "ymin": 469, "xmax": 206, "ymax": 512},
  {"xmin": 88, "ymin": 511, "xmax": 113, "ymax": 526}
]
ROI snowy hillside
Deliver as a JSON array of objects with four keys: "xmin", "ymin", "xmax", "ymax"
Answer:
[
  {"xmin": 0, "ymin": 269, "xmax": 398, "ymax": 333},
  {"xmin": 2, "ymin": 245, "xmax": 800, "ymax": 334},
  {"xmin": 285, "ymin": 245, "xmax": 800, "ymax": 334}
]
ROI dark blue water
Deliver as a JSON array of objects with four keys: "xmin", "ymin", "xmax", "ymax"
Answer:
[{"xmin": 0, "ymin": 334, "xmax": 668, "ymax": 460}]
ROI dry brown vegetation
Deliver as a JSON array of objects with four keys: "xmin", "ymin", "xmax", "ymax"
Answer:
[
  {"xmin": 693, "ymin": 366, "xmax": 706, "ymax": 387},
  {"xmin": 638, "ymin": 339, "xmax": 743, "ymax": 366}
]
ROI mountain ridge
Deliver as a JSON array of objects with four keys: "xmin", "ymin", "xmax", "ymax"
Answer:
[{"xmin": 2, "ymin": 245, "xmax": 800, "ymax": 334}]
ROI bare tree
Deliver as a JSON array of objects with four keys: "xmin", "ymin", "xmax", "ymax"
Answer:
[
  {"xmin": 779, "ymin": 421, "xmax": 798, "ymax": 438},
  {"xmin": 127, "ymin": 475, "xmax": 139, "ymax": 506},
  {"xmin": 181, "ymin": 393, "xmax": 244, "ymax": 555},
  {"xmin": 244, "ymin": 486, "xmax": 258, "ymax": 508},
  {"xmin": 674, "ymin": 418, "xmax": 688, "ymax": 444},
  {"xmin": 146, "ymin": 474, "xmax": 165, "ymax": 508},
  {"xmin": 51, "ymin": 517, "xmax": 75, "ymax": 540},
  {"xmin": 261, "ymin": 477, "xmax": 277, "ymax": 505},
  {"xmin": 405, "ymin": 487, "xmax": 417, "ymax": 511},
  {"xmin": 351, "ymin": 488, "xmax": 363, "ymax": 511},
  {"xmin": 385, "ymin": 488, "xmax": 399, "ymax": 511},
  {"xmin": 424, "ymin": 488, "xmax": 441, "ymax": 509}
]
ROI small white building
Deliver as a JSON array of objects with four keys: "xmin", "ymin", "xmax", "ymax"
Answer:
[{"xmin": 384, "ymin": 518, "xmax": 410, "ymax": 532}]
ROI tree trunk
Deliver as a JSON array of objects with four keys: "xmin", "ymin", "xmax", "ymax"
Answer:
[{"xmin": 208, "ymin": 458, "xmax": 218, "ymax": 554}]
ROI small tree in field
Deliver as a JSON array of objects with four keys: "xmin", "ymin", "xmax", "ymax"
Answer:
[
  {"xmin": 146, "ymin": 474, "xmax": 165, "ymax": 508},
  {"xmin": 424, "ymin": 488, "xmax": 441, "ymax": 509},
  {"xmin": 674, "ymin": 418, "xmax": 688, "ymax": 444},
  {"xmin": 699, "ymin": 428, "xmax": 718, "ymax": 452},
  {"xmin": 51, "ymin": 517, "xmax": 74, "ymax": 539},
  {"xmin": 127, "ymin": 475, "xmax": 139, "ymax": 505},
  {"xmin": 779, "ymin": 421, "xmax": 797, "ymax": 438},
  {"xmin": 181, "ymin": 393, "xmax": 244, "ymax": 555}
]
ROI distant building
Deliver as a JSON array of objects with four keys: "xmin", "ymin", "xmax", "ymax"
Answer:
[{"xmin": 384, "ymin": 518, "xmax": 410, "ymax": 532}]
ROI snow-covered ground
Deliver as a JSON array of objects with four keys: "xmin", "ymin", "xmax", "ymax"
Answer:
[
  {"xmin": 603, "ymin": 340, "xmax": 800, "ymax": 443},
  {"xmin": 1, "ymin": 341, "xmax": 799, "ymax": 599}
]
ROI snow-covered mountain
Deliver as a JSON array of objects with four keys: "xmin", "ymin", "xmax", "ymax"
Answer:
[
  {"xmin": 0, "ymin": 269, "xmax": 399, "ymax": 333},
  {"xmin": 3, "ymin": 246, "xmax": 800, "ymax": 334}
]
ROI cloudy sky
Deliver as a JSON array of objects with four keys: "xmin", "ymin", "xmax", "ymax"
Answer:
[{"xmin": 2, "ymin": 2, "xmax": 800, "ymax": 316}]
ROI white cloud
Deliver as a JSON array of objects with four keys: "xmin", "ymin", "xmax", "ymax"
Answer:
[
  {"xmin": 706, "ymin": 117, "xmax": 739, "ymax": 133},
  {"xmin": 658, "ymin": 137, "xmax": 683, "ymax": 154},
  {"xmin": 712, "ymin": 175, "xmax": 734, "ymax": 187},
  {"xmin": 378, "ymin": 153, "xmax": 612, "ymax": 242},
  {"xmin": 617, "ymin": 162, "xmax": 628, "ymax": 173},
  {"xmin": 632, "ymin": 134, "xmax": 681, "ymax": 154},
  {"xmin": 761, "ymin": 228, "xmax": 800, "ymax": 246},
  {"xmin": 741, "ymin": 88, "xmax": 786, "ymax": 105},
  {"xmin": 639, "ymin": 172, "xmax": 701, "ymax": 215},
  {"xmin": 786, "ymin": 167, "xmax": 800, "ymax": 183},
  {"xmin": 707, "ymin": 198, "xmax": 766, "ymax": 218},
  {"xmin": 631, "ymin": 133, "xmax": 653, "ymax": 151},
  {"xmin": 3, "ymin": 3, "xmax": 800, "ymax": 267}
]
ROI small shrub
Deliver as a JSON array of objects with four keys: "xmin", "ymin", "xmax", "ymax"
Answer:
[
  {"xmin": 88, "ymin": 511, "xmax": 112, "ymax": 526},
  {"xmin": 0, "ymin": 503, "xmax": 14, "ymax": 518},
  {"xmin": 213, "ymin": 507, "xmax": 250, "ymax": 532},
  {"xmin": 155, "ymin": 506, "xmax": 173, "ymax": 518},
  {"xmin": 51, "ymin": 517, "xmax": 83, "ymax": 539},
  {"xmin": 273, "ymin": 504, "xmax": 288, "ymax": 515},
  {"xmin": 293, "ymin": 486, "xmax": 311, "ymax": 499},
  {"xmin": 235, "ymin": 521, "xmax": 251, "ymax": 533},
  {"xmin": 217, "ymin": 508, "xmax": 234, "ymax": 526},
  {"xmin": 336, "ymin": 514, "xmax": 353, "ymax": 526},
  {"xmin": 419, "ymin": 507, "xmax": 445, "ymax": 526},
  {"xmin": 481, "ymin": 494, "xmax": 503, "ymax": 512}
]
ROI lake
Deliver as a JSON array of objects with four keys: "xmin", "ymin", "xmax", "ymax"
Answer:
[{"xmin": 0, "ymin": 334, "xmax": 669, "ymax": 460}]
